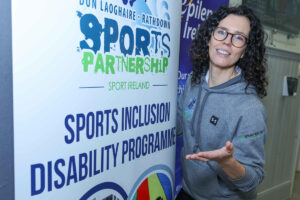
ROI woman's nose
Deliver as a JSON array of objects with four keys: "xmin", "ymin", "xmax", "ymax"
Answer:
[{"xmin": 223, "ymin": 34, "xmax": 232, "ymax": 46}]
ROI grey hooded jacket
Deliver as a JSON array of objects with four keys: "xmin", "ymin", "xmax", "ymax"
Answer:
[{"xmin": 177, "ymin": 73, "xmax": 267, "ymax": 200}]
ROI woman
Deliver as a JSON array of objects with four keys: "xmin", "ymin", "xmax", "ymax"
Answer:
[{"xmin": 176, "ymin": 5, "xmax": 268, "ymax": 200}]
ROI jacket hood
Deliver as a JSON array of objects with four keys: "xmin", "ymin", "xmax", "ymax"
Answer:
[{"xmin": 200, "ymin": 73, "xmax": 257, "ymax": 96}]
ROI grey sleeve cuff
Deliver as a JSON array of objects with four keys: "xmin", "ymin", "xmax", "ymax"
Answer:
[
  {"xmin": 209, "ymin": 162, "xmax": 262, "ymax": 192},
  {"xmin": 230, "ymin": 165, "xmax": 257, "ymax": 192}
]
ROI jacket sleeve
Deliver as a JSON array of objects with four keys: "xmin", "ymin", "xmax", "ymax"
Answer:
[{"xmin": 211, "ymin": 104, "xmax": 267, "ymax": 192}]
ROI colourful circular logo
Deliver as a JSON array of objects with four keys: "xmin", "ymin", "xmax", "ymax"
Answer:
[
  {"xmin": 128, "ymin": 164, "xmax": 174, "ymax": 200},
  {"xmin": 132, "ymin": 172, "xmax": 172, "ymax": 200}
]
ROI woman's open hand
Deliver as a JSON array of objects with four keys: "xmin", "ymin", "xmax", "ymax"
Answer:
[{"xmin": 185, "ymin": 141, "xmax": 234, "ymax": 163}]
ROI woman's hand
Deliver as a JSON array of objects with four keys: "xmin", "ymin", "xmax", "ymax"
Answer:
[
  {"xmin": 185, "ymin": 141, "xmax": 245, "ymax": 180},
  {"xmin": 185, "ymin": 141, "xmax": 234, "ymax": 163}
]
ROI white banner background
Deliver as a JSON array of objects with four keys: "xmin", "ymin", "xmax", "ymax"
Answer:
[{"xmin": 12, "ymin": 0, "xmax": 181, "ymax": 199}]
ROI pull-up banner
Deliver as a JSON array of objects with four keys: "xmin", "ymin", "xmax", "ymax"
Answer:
[{"xmin": 12, "ymin": 0, "xmax": 181, "ymax": 199}]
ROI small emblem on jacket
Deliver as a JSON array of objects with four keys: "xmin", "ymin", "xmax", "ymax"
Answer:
[
  {"xmin": 184, "ymin": 97, "xmax": 196, "ymax": 120},
  {"xmin": 210, "ymin": 115, "xmax": 219, "ymax": 126},
  {"xmin": 239, "ymin": 130, "xmax": 264, "ymax": 141}
]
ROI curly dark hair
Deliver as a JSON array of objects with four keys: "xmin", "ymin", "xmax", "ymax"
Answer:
[{"xmin": 190, "ymin": 5, "xmax": 268, "ymax": 98}]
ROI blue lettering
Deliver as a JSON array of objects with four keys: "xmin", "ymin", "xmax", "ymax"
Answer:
[
  {"xmin": 76, "ymin": 113, "xmax": 85, "ymax": 142},
  {"xmin": 154, "ymin": 131, "xmax": 160, "ymax": 152},
  {"xmin": 144, "ymin": 105, "xmax": 150, "ymax": 126},
  {"xmin": 156, "ymin": 103, "xmax": 160, "ymax": 123},
  {"xmin": 165, "ymin": 102, "xmax": 170, "ymax": 121},
  {"xmin": 150, "ymin": 104, "xmax": 156, "ymax": 124},
  {"xmin": 136, "ymin": 28, "xmax": 150, "ymax": 56},
  {"xmin": 89, "ymin": 150, "xmax": 93, "ymax": 177},
  {"xmin": 31, "ymin": 164, "xmax": 45, "ymax": 196},
  {"xmin": 112, "ymin": 143, "xmax": 119, "ymax": 167},
  {"xmin": 129, "ymin": 138, "xmax": 135, "ymax": 161},
  {"xmin": 151, "ymin": 30, "xmax": 161, "ymax": 54},
  {"xmin": 161, "ymin": 130, "xmax": 167, "ymax": 149},
  {"xmin": 121, "ymin": 107, "xmax": 124, "ymax": 131},
  {"xmin": 136, "ymin": 136, "xmax": 141, "ymax": 158},
  {"xmin": 79, "ymin": 14, "xmax": 102, "ymax": 54},
  {"xmin": 120, "ymin": 25, "xmax": 134, "ymax": 56},
  {"xmin": 79, "ymin": 153, "xmax": 88, "ymax": 181},
  {"xmin": 54, "ymin": 159, "xmax": 65, "ymax": 189},
  {"xmin": 162, "ymin": 33, "xmax": 170, "ymax": 57},
  {"xmin": 138, "ymin": 105, "xmax": 144, "ymax": 127},
  {"xmin": 104, "ymin": 109, "xmax": 111, "ymax": 135},
  {"xmin": 105, "ymin": 145, "xmax": 111, "ymax": 170},
  {"xmin": 104, "ymin": 18, "xmax": 118, "ymax": 53},
  {"xmin": 101, "ymin": 147, "xmax": 104, "ymax": 172},
  {"xmin": 160, "ymin": 103, "xmax": 165, "ymax": 123},
  {"xmin": 67, "ymin": 156, "xmax": 78, "ymax": 186},
  {"xmin": 86, "ymin": 112, "xmax": 95, "ymax": 139},
  {"xmin": 93, "ymin": 149, "xmax": 100, "ymax": 175},
  {"xmin": 125, "ymin": 107, "xmax": 132, "ymax": 130},
  {"xmin": 80, "ymin": 0, "xmax": 96, "ymax": 8},
  {"xmin": 64, "ymin": 115, "xmax": 75, "ymax": 144},
  {"xmin": 132, "ymin": 106, "xmax": 138, "ymax": 128},
  {"xmin": 148, "ymin": 133, "xmax": 154, "ymax": 153},
  {"xmin": 122, "ymin": 140, "xmax": 128, "ymax": 164},
  {"xmin": 47, "ymin": 162, "xmax": 52, "ymax": 191},
  {"xmin": 96, "ymin": 111, "xmax": 103, "ymax": 137},
  {"xmin": 112, "ymin": 109, "xmax": 118, "ymax": 133},
  {"xmin": 142, "ymin": 135, "xmax": 148, "ymax": 156}
]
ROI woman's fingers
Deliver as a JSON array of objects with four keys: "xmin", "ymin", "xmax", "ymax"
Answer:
[
  {"xmin": 186, "ymin": 154, "xmax": 209, "ymax": 161},
  {"xmin": 225, "ymin": 141, "xmax": 234, "ymax": 154}
]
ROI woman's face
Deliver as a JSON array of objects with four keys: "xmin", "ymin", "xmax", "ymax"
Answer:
[{"xmin": 208, "ymin": 14, "xmax": 250, "ymax": 70}]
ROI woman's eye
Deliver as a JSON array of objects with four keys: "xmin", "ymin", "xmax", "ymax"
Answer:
[
  {"xmin": 234, "ymin": 35, "xmax": 244, "ymax": 41},
  {"xmin": 218, "ymin": 30, "xmax": 227, "ymax": 35}
]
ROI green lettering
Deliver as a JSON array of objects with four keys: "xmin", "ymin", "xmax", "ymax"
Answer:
[
  {"xmin": 163, "ymin": 57, "xmax": 168, "ymax": 73},
  {"xmin": 95, "ymin": 53, "xmax": 105, "ymax": 73},
  {"xmin": 136, "ymin": 57, "xmax": 144, "ymax": 74},
  {"xmin": 82, "ymin": 52, "xmax": 94, "ymax": 72},
  {"xmin": 121, "ymin": 56, "xmax": 128, "ymax": 72},
  {"xmin": 129, "ymin": 57, "xmax": 135, "ymax": 72},
  {"xmin": 105, "ymin": 54, "xmax": 115, "ymax": 74},
  {"xmin": 144, "ymin": 57, "xmax": 150, "ymax": 72},
  {"xmin": 151, "ymin": 58, "xmax": 159, "ymax": 73},
  {"xmin": 115, "ymin": 56, "xmax": 122, "ymax": 72}
]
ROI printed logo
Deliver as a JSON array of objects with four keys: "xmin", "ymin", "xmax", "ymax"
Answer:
[
  {"xmin": 210, "ymin": 115, "xmax": 219, "ymax": 126},
  {"xmin": 183, "ymin": 97, "xmax": 196, "ymax": 120},
  {"xmin": 239, "ymin": 130, "xmax": 264, "ymax": 142},
  {"xmin": 128, "ymin": 164, "xmax": 174, "ymax": 200},
  {"xmin": 77, "ymin": 0, "xmax": 172, "ymax": 91},
  {"xmin": 77, "ymin": 1, "xmax": 171, "ymax": 75}
]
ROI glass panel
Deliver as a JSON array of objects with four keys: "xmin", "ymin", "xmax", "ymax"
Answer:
[{"xmin": 243, "ymin": 0, "xmax": 300, "ymax": 35}]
